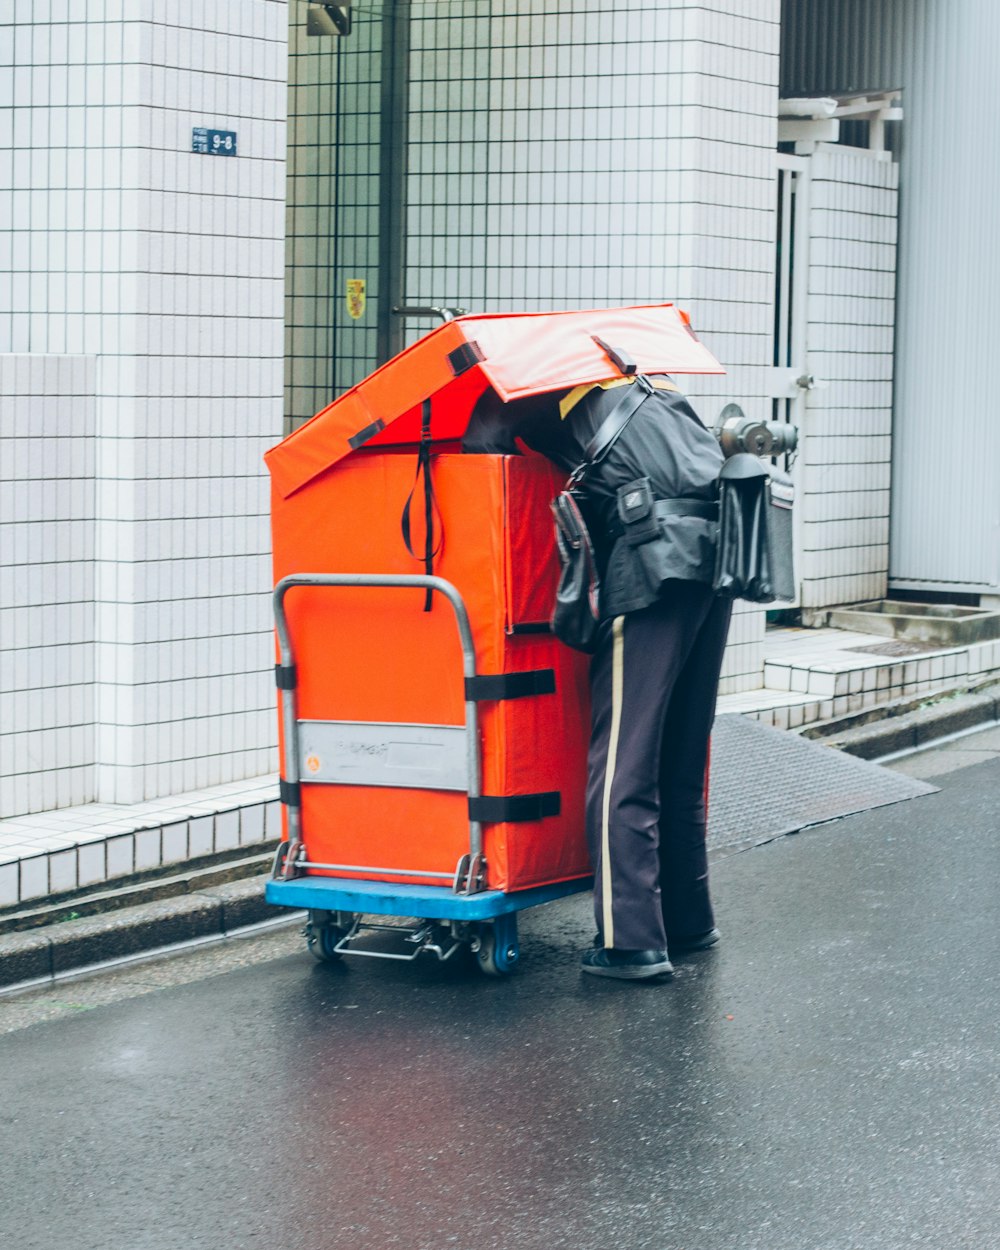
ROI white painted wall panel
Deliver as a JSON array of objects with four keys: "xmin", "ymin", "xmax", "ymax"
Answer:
[
  {"xmin": 796, "ymin": 144, "xmax": 898, "ymax": 611},
  {"xmin": 404, "ymin": 0, "xmax": 783, "ymax": 692},
  {"xmin": 289, "ymin": 1, "xmax": 783, "ymax": 693},
  {"xmin": 1, "ymin": 4, "xmax": 286, "ymax": 815},
  {"xmin": 784, "ymin": 0, "xmax": 1000, "ymax": 593},
  {"xmin": 0, "ymin": 356, "xmax": 96, "ymax": 818}
]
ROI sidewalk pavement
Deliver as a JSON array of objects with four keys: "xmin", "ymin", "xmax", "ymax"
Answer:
[{"xmin": 3, "ymin": 624, "xmax": 1000, "ymax": 995}]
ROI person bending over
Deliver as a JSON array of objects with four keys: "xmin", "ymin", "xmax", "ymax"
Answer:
[{"xmin": 464, "ymin": 376, "xmax": 731, "ymax": 982}]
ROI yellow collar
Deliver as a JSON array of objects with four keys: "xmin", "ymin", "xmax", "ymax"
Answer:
[{"xmin": 559, "ymin": 376, "xmax": 679, "ymax": 420}]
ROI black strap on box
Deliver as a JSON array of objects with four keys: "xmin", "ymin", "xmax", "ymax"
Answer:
[
  {"xmin": 348, "ymin": 417, "xmax": 386, "ymax": 450},
  {"xmin": 274, "ymin": 663, "xmax": 297, "ymax": 690},
  {"xmin": 447, "ymin": 340, "xmax": 485, "ymax": 376},
  {"xmin": 400, "ymin": 398, "xmax": 442, "ymax": 611},
  {"xmin": 279, "ymin": 779, "xmax": 301, "ymax": 807},
  {"xmin": 590, "ymin": 334, "xmax": 636, "ymax": 376},
  {"xmin": 464, "ymin": 669, "xmax": 556, "ymax": 702},
  {"xmin": 468, "ymin": 792, "xmax": 561, "ymax": 822}
]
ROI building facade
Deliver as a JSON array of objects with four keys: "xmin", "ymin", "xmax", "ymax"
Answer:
[
  {"xmin": 7, "ymin": 0, "xmax": 981, "ymax": 863},
  {"xmin": 784, "ymin": 0, "xmax": 1000, "ymax": 603},
  {"xmin": 2, "ymin": 2, "xmax": 286, "ymax": 818}
]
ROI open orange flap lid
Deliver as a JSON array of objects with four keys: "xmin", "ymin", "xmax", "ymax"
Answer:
[{"xmin": 266, "ymin": 303, "xmax": 724, "ymax": 499}]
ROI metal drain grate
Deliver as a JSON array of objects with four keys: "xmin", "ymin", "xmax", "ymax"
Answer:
[{"xmin": 707, "ymin": 714, "xmax": 937, "ymax": 853}]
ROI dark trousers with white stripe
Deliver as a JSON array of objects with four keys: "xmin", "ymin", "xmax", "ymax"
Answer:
[{"xmin": 586, "ymin": 582, "xmax": 733, "ymax": 952}]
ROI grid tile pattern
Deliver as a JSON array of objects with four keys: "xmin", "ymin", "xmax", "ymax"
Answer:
[
  {"xmin": 0, "ymin": 355, "xmax": 97, "ymax": 819},
  {"xmin": 406, "ymin": 1, "xmax": 783, "ymax": 693},
  {"xmin": 285, "ymin": 0, "xmax": 385, "ymax": 425},
  {"xmin": 286, "ymin": 1, "xmax": 783, "ymax": 692},
  {"xmin": 1, "ymin": 4, "xmax": 286, "ymax": 816},
  {"xmin": 800, "ymin": 144, "xmax": 898, "ymax": 611}
]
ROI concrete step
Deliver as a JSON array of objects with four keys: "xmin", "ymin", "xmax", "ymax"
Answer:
[
  {"xmin": 717, "ymin": 626, "xmax": 1000, "ymax": 732},
  {"xmin": 0, "ymin": 846, "xmax": 278, "ymax": 937},
  {"xmin": 0, "ymin": 869, "xmax": 288, "ymax": 993},
  {"xmin": 0, "ymin": 775, "xmax": 281, "ymax": 917}
]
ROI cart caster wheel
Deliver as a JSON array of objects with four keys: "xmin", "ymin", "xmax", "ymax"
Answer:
[
  {"xmin": 475, "ymin": 916, "xmax": 519, "ymax": 977},
  {"xmin": 305, "ymin": 911, "xmax": 351, "ymax": 963}
]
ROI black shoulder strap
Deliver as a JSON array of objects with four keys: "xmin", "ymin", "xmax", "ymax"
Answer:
[
  {"xmin": 565, "ymin": 337, "xmax": 654, "ymax": 489},
  {"xmin": 583, "ymin": 374, "xmax": 654, "ymax": 465}
]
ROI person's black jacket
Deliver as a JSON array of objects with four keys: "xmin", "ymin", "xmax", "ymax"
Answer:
[{"xmin": 463, "ymin": 377, "xmax": 724, "ymax": 618}]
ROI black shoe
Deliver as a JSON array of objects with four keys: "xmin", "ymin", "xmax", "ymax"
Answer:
[
  {"xmin": 581, "ymin": 947, "xmax": 674, "ymax": 980},
  {"xmin": 667, "ymin": 927, "xmax": 721, "ymax": 956}
]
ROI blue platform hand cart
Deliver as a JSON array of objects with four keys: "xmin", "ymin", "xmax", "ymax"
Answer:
[{"xmin": 264, "ymin": 573, "xmax": 592, "ymax": 976}]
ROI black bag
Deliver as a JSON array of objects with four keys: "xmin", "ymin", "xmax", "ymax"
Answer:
[
  {"xmin": 549, "ymin": 373, "xmax": 655, "ymax": 651},
  {"xmin": 551, "ymin": 491, "xmax": 601, "ymax": 653},
  {"xmin": 712, "ymin": 454, "xmax": 795, "ymax": 603}
]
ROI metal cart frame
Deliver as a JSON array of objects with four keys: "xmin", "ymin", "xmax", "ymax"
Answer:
[{"xmin": 264, "ymin": 573, "xmax": 591, "ymax": 975}]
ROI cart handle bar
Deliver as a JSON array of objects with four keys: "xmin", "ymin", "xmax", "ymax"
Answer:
[{"xmin": 272, "ymin": 573, "xmax": 484, "ymax": 876}]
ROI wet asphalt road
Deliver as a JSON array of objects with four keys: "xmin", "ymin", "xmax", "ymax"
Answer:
[{"xmin": 3, "ymin": 737, "xmax": 1000, "ymax": 1250}]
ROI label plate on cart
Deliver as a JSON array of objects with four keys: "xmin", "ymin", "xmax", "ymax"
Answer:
[{"xmin": 297, "ymin": 720, "xmax": 468, "ymax": 791}]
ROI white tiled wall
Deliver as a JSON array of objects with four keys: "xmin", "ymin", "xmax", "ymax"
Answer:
[
  {"xmin": 286, "ymin": 0, "xmax": 384, "ymax": 421},
  {"xmin": 287, "ymin": 1, "xmax": 782, "ymax": 692},
  {"xmin": 1, "ymin": 4, "xmax": 287, "ymax": 817},
  {"xmin": 799, "ymin": 144, "xmax": 898, "ymax": 612},
  {"xmin": 0, "ymin": 355, "xmax": 97, "ymax": 819},
  {"xmin": 408, "ymin": 0, "xmax": 782, "ymax": 692}
]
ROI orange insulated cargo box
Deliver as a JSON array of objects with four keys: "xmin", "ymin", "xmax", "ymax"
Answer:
[
  {"xmin": 265, "ymin": 304, "xmax": 724, "ymax": 896},
  {"xmin": 270, "ymin": 451, "xmax": 592, "ymax": 893}
]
